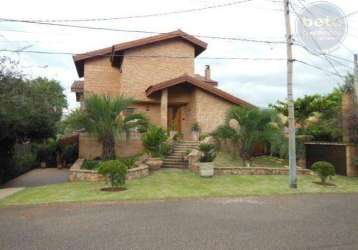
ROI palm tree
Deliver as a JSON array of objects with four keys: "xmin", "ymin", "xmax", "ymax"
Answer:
[
  {"xmin": 66, "ymin": 95, "xmax": 148, "ymax": 160},
  {"xmin": 214, "ymin": 106, "xmax": 282, "ymax": 166}
]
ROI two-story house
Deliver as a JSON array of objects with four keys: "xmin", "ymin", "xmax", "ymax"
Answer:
[{"xmin": 71, "ymin": 30, "xmax": 254, "ymax": 159}]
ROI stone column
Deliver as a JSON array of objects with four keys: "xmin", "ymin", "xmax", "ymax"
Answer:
[
  {"xmin": 346, "ymin": 144, "xmax": 358, "ymax": 177},
  {"xmin": 161, "ymin": 89, "xmax": 168, "ymax": 129}
]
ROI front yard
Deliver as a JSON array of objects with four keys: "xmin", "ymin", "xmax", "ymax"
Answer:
[
  {"xmin": 1, "ymin": 169, "xmax": 357, "ymax": 206},
  {"xmin": 215, "ymin": 152, "xmax": 288, "ymax": 168}
]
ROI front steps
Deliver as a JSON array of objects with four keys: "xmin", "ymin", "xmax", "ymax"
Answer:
[{"xmin": 163, "ymin": 141, "xmax": 199, "ymax": 168}]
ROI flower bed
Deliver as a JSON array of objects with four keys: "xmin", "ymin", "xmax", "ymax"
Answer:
[{"xmin": 69, "ymin": 159, "xmax": 149, "ymax": 182}]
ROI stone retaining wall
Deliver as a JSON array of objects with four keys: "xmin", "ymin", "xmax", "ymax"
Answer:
[
  {"xmin": 69, "ymin": 159, "xmax": 149, "ymax": 182},
  {"xmin": 214, "ymin": 166, "xmax": 311, "ymax": 176}
]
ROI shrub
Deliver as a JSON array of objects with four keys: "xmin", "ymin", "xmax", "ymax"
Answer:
[
  {"xmin": 62, "ymin": 144, "xmax": 78, "ymax": 164},
  {"xmin": 311, "ymin": 161, "xmax": 336, "ymax": 184},
  {"xmin": 82, "ymin": 160, "xmax": 101, "ymax": 170},
  {"xmin": 119, "ymin": 155, "xmax": 141, "ymax": 169},
  {"xmin": 159, "ymin": 143, "xmax": 173, "ymax": 157},
  {"xmin": 14, "ymin": 153, "xmax": 38, "ymax": 174},
  {"xmin": 199, "ymin": 144, "xmax": 217, "ymax": 162},
  {"xmin": 98, "ymin": 160, "xmax": 128, "ymax": 188},
  {"xmin": 142, "ymin": 126, "xmax": 168, "ymax": 157}
]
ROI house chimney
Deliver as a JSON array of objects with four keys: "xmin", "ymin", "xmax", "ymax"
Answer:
[{"xmin": 205, "ymin": 65, "xmax": 211, "ymax": 80}]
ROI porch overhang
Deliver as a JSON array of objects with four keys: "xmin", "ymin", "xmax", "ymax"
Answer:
[{"xmin": 145, "ymin": 74, "xmax": 256, "ymax": 108}]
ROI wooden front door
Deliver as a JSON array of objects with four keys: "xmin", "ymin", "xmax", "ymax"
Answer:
[{"xmin": 168, "ymin": 107, "xmax": 182, "ymax": 133}]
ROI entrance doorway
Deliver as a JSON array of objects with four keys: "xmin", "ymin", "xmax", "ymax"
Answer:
[{"xmin": 168, "ymin": 107, "xmax": 182, "ymax": 133}]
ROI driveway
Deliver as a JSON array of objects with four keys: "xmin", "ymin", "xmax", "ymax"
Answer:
[
  {"xmin": 3, "ymin": 168, "xmax": 69, "ymax": 188},
  {"xmin": 0, "ymin": 194, "xmax": 357, "ymax": 250}
]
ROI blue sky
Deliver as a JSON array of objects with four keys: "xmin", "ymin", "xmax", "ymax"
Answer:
[{"xmin": 0, "ymin": 0, "xmax": 357, "ymax": 112}]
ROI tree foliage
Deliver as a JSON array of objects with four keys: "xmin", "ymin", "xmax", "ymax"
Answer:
[
  {"xmin": 214, "ymin": 106, "xmax": 283, "ymax": 164},
  {"xmin": 0, "ymin": 57, "xmax": 67, "ymax": 142},
  {"xmin": 65, "ymin": 94, "xmax": 148, "ymax": 160}
]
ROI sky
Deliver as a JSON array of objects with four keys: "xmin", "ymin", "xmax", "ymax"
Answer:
[{"xmin": 0, "ymin": 0, "xmax": 357, "ymax": 112}]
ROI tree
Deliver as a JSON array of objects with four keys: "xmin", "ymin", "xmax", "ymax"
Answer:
[
  {"xmin": 214, "ymin": 106, "xmax": 283, "ymax": 165},
  {"xmin": 65, "ymin": 95, "xmax": 148, "ymax": 160},
  {"xmin": 270, "ymin": 89, "xmax": 343, "ymax": 142},
  {"xmin": 0, "ymin": 56, "xmax": 67, "ymax": 183}
]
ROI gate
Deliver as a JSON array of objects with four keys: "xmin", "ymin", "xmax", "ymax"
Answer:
[{"xmin": 305, "ymin": 142, "xmax": 349, "ymax": 176}]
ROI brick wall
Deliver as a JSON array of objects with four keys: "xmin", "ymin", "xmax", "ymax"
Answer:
[
  {"xmin": 120, "ymin": 39, "xmax": 195, "ymax": 101},
  {"xmin": 84, "ymin": 57, "xmax": 122, "ymax": 97},
  {"xmin": 83, "ymin": 39, "xmax": 194, "ymax": 101},
  {"xmin": 195, "ymin": 89, "xmax": 233, "ymax": 134},
  {"xmin": 79, "ymin": 133, "xmax": 144, "ymax": 160}
]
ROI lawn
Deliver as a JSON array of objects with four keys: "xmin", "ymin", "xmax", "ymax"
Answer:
[
  {"xmin": 215, "ymin": 152, "xmax": 288, "ymax": 168},
  {"xmin": 1, "ymin": 169, "xmax": 357, "ymax": 206}
]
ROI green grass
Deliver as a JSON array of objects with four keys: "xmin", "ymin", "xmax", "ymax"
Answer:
[
  {"xmin": 1, "ymin": 169, "xmax": 357, "ymax": 207},
  {"xmin": 215, "ymin": 152, "xmax": 288, "ymax": 168}
]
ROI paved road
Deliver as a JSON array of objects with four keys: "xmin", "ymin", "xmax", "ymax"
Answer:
[
  {"xmin": 0, "ymin": 194, "xmax": 357, "ymax": 250},
  {"xmin": 3, "ymin": 168, "xmax": 69, "ymax": 188}
]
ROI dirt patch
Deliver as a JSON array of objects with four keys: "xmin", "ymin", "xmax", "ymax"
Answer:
[
  {"xmin": 312, "ymin": 181, "xmax": 336, "ymax": 187},
  {"xmin": 101, "ymin": 187, "xmax": 127, "ymax": 192}
]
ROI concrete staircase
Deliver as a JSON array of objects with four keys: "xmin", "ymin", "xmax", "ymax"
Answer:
[{"xmin": 163, "ymin": 141, "xmax": 199, "ymax": 168}]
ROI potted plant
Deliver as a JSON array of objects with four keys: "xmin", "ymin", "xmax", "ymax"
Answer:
[
  {"xmin": 191, "ymin": 122, "xmax": 201, "ymax": 141},
  {"xmin": 198, "ymin": 143, "xmax": 217, "ymax": 177},
  {"xmin": 142, "ymin": 126, "xmax": 171, "ymax": 170}
]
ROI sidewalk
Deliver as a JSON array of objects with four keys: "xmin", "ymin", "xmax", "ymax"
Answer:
[{"xmin": 0, "ymin": 188, "xmax": 24, "ymax": 200}]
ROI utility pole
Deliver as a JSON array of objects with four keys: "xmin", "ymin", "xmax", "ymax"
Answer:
[
  {"xmin": 283, "ymin": 0, "xmax": 297, "ymax": 188},
  {"xmin": 354, "ymin": 54, "xmax": 358, "ymax": 102}
]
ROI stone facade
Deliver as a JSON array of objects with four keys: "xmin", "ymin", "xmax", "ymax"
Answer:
[{"xmin": 69, "ymin": 159, "xmax": 150, "ymax": 182}]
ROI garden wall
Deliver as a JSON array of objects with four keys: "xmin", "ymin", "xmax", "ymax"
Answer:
[
  {"xmin": 69, "ymin": 159, "xmax": 149, "ymax": 182},
  {"xmin": 79, "ymin": 133, "xmax": 144, "ymax": 160}
]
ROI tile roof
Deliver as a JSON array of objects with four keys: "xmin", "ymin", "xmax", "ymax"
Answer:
[
  {"xmin": 71, "ymin": 80, "xmax": 84, "ymax": 93},
  {"xmin": 146, "ymin": 74, "xmax": 255, "ymax": 107}
]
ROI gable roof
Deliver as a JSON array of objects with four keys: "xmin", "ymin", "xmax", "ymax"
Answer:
[
  {"xmin": 73, "ymin": 30, "xmax": 208, "ymax": 77},
  {"xmin": 146, "ymin": 74, "xmax": 255, "ymax": 108}
]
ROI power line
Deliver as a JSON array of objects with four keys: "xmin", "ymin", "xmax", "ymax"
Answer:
[
  {"xmin": 294, "ymin": 42, "xmax": 353, "ymax": 70},
  {"xmin": 290, "ymin": 1, "xmax": 344, "ymax": 78},
  {"xmin": 9, "ymin": 0, "xmax": 255, "ymax": 23},
  {"xmin": 296, "ymin": 60, "xmax": 345, "ymax": 79},
  {"xmin": 0, "ymin": 48, "xmax": 286, "ymax": 61},
  {"xmin": 0, "ymin": 18, "xmax": 286, "ymax": 45}
]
